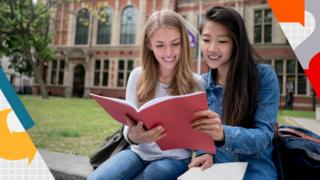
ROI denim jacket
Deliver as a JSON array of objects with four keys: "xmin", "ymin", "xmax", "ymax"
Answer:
[{"xmin": 200, "ymin": 64, "xmax": 279, "ymax": 180}]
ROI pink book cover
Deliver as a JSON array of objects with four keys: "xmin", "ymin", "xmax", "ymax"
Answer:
[{"xmin": 90, "ymin": 91, "xmax": 216, "ymax": 154}]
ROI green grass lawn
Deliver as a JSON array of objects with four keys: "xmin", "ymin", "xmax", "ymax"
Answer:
[
  {"xmin": 21, "ymin": 95, "xmax": 121, "ymax": 156},
  {"xmin": 277, "ymin": 110, "xmax": 315, "ymax": 125},
  {"xmin": 21, "ymin": 95, "xmax": 316, "ymax": 156}
]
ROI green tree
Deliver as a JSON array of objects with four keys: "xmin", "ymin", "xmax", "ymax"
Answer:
[
  {"xmin": 0, "ymin": 0, "xmax": 112, "ymax": 98},
  {"xmin": 0, "ymin": 0, "xmax": 56, "ymax": 99}
]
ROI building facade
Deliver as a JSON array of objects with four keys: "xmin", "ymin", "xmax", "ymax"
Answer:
[{"xmin": 37, "ymin": 0, "xmax": 316, "ymax": 110}]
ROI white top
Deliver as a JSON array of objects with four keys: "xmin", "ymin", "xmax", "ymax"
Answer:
[{"xmin": 123, "ymin": 67, "xmax": 205, "ymax": 161}]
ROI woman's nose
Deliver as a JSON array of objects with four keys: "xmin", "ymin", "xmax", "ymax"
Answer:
[
  {"xmin": 208, "ymin": 42, "xmax": 218, "ymax": 52},
  {"xmin": 165, "ymin": 47, "xmax": 174, "ymax": 56}
]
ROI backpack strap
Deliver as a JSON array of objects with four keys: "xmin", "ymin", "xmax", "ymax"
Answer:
[{"xmin": 279, "ymin": 128, "xmax": 320, "ymax": 144}]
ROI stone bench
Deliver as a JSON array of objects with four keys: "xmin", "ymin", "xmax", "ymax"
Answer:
[{"xmin": 39, "ymin": 149, "xmax": 93, "ymax": 180}]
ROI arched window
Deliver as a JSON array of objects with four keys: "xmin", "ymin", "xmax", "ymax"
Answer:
[
  {"xmin": 120, "ymin": 6, "xmax": 137, "ymax": 44},
  {"xmin": 97, "ymin": 7, "xmax": 112, "ymax": 44},
  {"xmin": 75, "ymin": 8, "xmax": 90, "ymax": 45}
]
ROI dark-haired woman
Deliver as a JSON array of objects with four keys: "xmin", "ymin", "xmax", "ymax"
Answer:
[{"xmin": 189, "ymin": 6, "xmax": 279, "ymax": 180}]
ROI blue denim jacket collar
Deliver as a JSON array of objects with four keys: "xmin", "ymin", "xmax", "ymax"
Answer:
[
  {"xmin": 202, "ymin": 69, "xmax": 224, "ymax": 116},
  {"xmin": 203, "ymin": 69, "xmax": 223, "ymax": 90}
]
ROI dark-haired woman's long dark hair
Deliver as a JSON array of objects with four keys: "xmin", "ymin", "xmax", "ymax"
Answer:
[{"xmin": 200, "ymin": 6, "xmax": 259, "ymax": 127}]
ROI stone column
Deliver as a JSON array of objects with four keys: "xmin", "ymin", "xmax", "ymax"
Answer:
[
  {"xmin": 64, "ymin": 56, "xmax": 72, "ymax": 97},
  {"xmin": 112, "ymin": 0, "xmax": 120, "ymax": 45},
  {"xmin": 83, "ymin": 53, "xmax": 91, "ymax": 98}
]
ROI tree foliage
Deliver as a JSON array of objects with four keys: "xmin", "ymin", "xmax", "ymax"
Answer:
[
  {"xmin": 0, "ymin": 0, "xmax": 56, "ymax": 98},
  {"xmin": 0, "ymin": 0, "xmax": 112, "ymax": 98}
]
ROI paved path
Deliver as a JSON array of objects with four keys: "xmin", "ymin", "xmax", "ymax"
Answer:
[
  {"xmin": 39, "ymin": 149, "xmax": 92, "ymax": 180},
  {"xmin": 284, "ymin": 116, "xmax": 320, "ymax": 134}
]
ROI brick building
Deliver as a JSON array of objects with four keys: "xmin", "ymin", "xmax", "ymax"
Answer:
[{"xmin": 35, "ymin": 0, "xmax": 316, "ymax": 110}]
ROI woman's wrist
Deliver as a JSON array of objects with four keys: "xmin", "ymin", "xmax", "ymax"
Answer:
[{"xmin": 127, "ymin": 132, "xmax": 138, "ymax": 145}]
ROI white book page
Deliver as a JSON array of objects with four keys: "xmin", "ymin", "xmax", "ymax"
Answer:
[
  {"xmin": 178, "ymin": 162, "xmax": 248, "ymax": 180},
  {"xmin": 138, "ymin": 91, "xmax": 204, "ymax": 112}
]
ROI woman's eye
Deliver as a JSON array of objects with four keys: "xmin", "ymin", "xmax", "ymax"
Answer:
[
  {"xmin": 172, "ymin": 43, "xmax": 180, "ymax": 46},
  {"xmin": 219, "ymin": 40, "xmax": 228, "ymax": 43},
  {"xmin": 155, "ymin": 45, "xmax": 163, "ymax": 48},
  {"xmin": 202, "ymin": 39, "xmax": 210, "ymax": 42}
]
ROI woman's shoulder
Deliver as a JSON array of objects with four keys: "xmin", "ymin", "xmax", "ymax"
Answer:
[
  {"xmin": 130, "ymin": 66, "xmax": 143, "ymax": 78},
  {"xmin": 192, "ymin": 72, "xmax": 202, "ymax": 81},
  {"xmin": 256, "ymin": 63, "xmax": 277, "ymax": 81},
  {"xmin": 256, "ymin": 64, "xmax": 279, "ymax": 92},
  {"xmin": 192, "ymin": 72, "xmax": 206, "ymax": 90},
  {"xmin": 132, "ymin": 66, "xmax": 143, "ymax": 75},
  {"xmin": 127, "ymin": 67, "xmax": 143, "ymax": 85}
]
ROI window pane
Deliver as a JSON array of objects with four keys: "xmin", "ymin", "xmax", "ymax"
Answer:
[
  {"xmin": 97, "ymin": 7, "xmax": 112, "ymax": 44},
  {"xmin": 102, "ymin": 72, "xmax": 108, "ymax": 86},
  {"xmin": 264, "ymin": 9, "xmax": 272, "ymax": 23},
  {"xmin": 95, "ymin": 60, "xmax": 101, "ymax": 70},
  {"xmin": 264, "ymin": 24, "xmax": 272, "ymax": 43},
  {"xmin": 51, "ymin": 71, "xmax": 56, "ymax": 84},
  {"xmin": 117, "ymin": 72, "xmax": 124, "ymax": 87},
  {"xmin": 94, "ymin": 72, "xmax": 100, "ymax": 86},
  {"xmin": 75, "ymin": 9, "xmax": 90, "ymax": 45},
  {"xmin": 127, "ymin": 60, "xmax": 134, "ymax": 70},
  {"xmin": 120, "ymin": 6, "xmax": 136, "ymax": 44},
  {"xmin": 254, "ymin": 25, "xmax": 262, "ymax": 43},
  {"xmin": 286, "ymin": 60, "xmax": 295, "ymax": 74},
  {"xmin": 60, "ymin": 60, "xmax": 65, "ymax": 70},
  {"xmin": 298, "ymin": 76, "xmax": 306, "ymax": 94},
  {"xmin": 118, "ymin": 60, "xmax": 124, "ymax": 70},
  {"xmin": 58, "ymin": 71, "xmax": 64, "ymax": 85},
  {"xmin": 298, "ymin": 63, "xmax": 304, "ymax": 73},
  {"xmin": 104, "ymin": 60, "xmax": 109, "ymax": 70},
  {"xmin": 275, "ymin": 60, "xmax": 283, "ymax": 74},
  {"xmin": 254, "ymin": 10, "xmax": 262, "ymax": 23},
  {"xmin": 52, "ymin": 61, "xmax": 57, "ymax": 70},
  {"xmin": 51, "ymin": 61, "xmax": 57, "ymax": 84}
]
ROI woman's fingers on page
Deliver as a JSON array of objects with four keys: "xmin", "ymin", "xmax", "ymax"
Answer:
[
  {"xmin": 125, "ymin": 117, "xmax": 136, "ymax": 127},
  {"xmin": 188, "ymin": 156, "xmax": 204, "ymax": 168},
  {"xmin": 193, "ymin": 110, "xmax": 210, "ymax": 118},
  {"xmin": 192, "ymin": 118, "xmax": 212, "ymax": 127},
  {"xmin": 189, "ymin": 154, "xmax": 213, "ymax": 170},
  {"xmin": 155, "ymin": 132, "xmax": 167, "ymax": 141},
  {"xmin": 145, "ymin": 126, "xmax": 165, "ymax": 140},
  {"xmin": 200, "ymin": 158, "xmax": 212, "ymax": 170},
  {"xmin": 136, "ymin": 121, "xmax": 147, "ymax": 133},
  {"xmin": 194, "ymin": 110, "xmax": 219, "ymax": 119}
]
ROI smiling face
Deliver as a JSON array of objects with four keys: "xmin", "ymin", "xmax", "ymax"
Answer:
[
  {"xmin": 201, "ymin": 21, "xmax": 233, "ymax": 72},
  {"xmin": 149, "ymin": 27, "xmax": 181, "ymax": 74}
]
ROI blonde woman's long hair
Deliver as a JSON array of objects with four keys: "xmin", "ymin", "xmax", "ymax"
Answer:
[{"xmin": 137, "ymin": 9, "xmax": 199, "ymax": 104}]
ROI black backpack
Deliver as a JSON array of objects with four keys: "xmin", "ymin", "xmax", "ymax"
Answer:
[
  {"xmin": 89, "ymin": 126, "xmax": 129, "ymax": 169},
  {"xmin": 273, "ymin": 125, "xmax": 320, "ymax": 180}
]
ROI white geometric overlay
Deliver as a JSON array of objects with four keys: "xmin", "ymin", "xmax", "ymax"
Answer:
[
  {"xmin": 0, "ymin": 90, "xmax": 54, "ymax": 180},
  {"xmin": 279, "ymin": 11, "xmax": 315, "ymax": 50}
]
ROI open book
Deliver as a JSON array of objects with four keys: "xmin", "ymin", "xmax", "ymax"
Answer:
[
  {"xmin": 90, "ymin": 91, "xmax": 215, "ymax": 153},
  {"xmin": 178, "ymin": 162, "xmax": 248, "ymax": 180}
]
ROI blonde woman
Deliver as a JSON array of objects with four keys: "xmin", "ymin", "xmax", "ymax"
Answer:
[{"xmin": 88, "ymin": 9, "xmax": 205, "ymax": 180}]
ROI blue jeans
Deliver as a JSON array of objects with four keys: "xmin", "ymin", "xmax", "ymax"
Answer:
[{"xmin": 88, "ymin": 149, "xmax": 190, "ymax": 180}]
